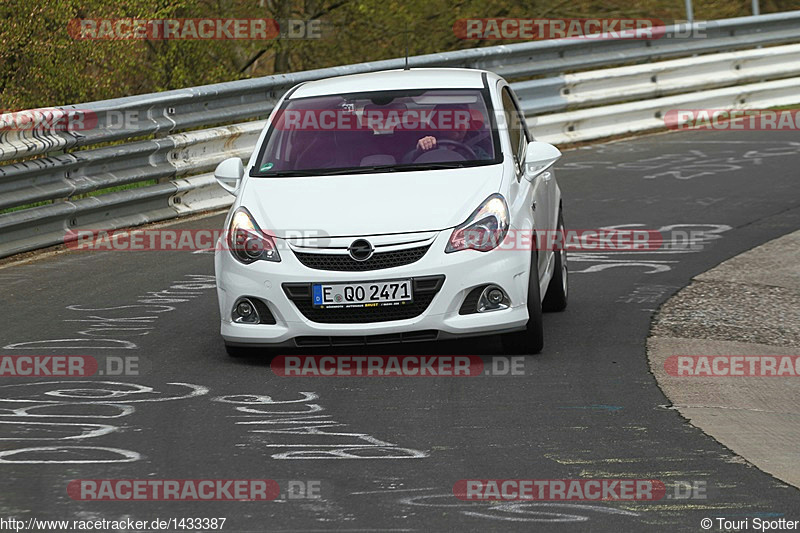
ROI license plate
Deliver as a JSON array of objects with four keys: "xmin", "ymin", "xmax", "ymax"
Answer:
[{"xmin": 312, "ymin": 280, "xmax": 413, "ymax": 308}]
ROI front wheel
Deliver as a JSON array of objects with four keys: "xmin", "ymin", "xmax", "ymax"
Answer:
[
  {"xmin": 502, "ymin": 252, "xmax": 544, "ymax": 355},
  {"xmin": 542, "ymin": 210, "xmax": 568, "ymax": 312}
]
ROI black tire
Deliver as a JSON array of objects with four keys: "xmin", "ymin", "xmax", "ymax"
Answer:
[
  {"xmin": 501, "ymin": 252, "xmax": 544, "ymax": 355},
  {"xmin": 542, "ymin": 210, "xmax": 568, "ymax": 312}
]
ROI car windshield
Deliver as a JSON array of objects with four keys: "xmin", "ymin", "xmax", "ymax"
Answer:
[{"xmin": 252, "ymin": 88, "xmax": 500, "ymax": 177}]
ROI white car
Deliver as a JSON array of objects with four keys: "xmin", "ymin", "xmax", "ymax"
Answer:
[{"xmin": 213, "ymin": 68, "xmax": 567, "ymax": 356}]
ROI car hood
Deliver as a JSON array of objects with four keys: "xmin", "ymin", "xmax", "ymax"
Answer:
[{"xmin": 239, "ymin": 165, "xmax": 504, "ymax": 238}]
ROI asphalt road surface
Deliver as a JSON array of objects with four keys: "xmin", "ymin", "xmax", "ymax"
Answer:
[{"xmin": 2, "ymin": 129, "xmax": 799, "ymax": 532}]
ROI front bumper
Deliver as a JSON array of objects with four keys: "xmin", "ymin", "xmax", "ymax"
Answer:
[{"xmin": 215, "ymin": 231, "xmax": 531, "ymax": 347}]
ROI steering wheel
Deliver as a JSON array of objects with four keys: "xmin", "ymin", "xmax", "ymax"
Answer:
[{"xmin": 404, "ymin": 138, "xmax": 477, "ymax": 163}]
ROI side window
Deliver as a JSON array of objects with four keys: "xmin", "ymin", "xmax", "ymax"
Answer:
[{"xmin": 501, "ymin": 86, "xmax": 529, "ymax": 171}]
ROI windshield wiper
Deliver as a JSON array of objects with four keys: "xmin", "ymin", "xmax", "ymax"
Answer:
[
  {"xmin": 257, "ymin": 170, "xmax": 325, "ymax": 177},
  {"xmin": 405, "ymin": 162, "xmax": 470, "ymax": 170},
  {"xmin": 339, "ymin": 162, "xmax": 472, "ymax": 173},
  {"xmin": 257, "ymin": 166, "xmax": 399, "ymax": 177},
  {"xmin": 317, "ymin": 165, "xmax": 403, "ymax": 175},
  {"xmin": 257, "ymin": 161, "xmax": 472, "ymax": 177}
]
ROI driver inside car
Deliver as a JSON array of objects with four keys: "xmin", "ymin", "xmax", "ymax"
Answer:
[{"xmin": 414, "ymin": 104, "xmax": 491, "ymax": 160}]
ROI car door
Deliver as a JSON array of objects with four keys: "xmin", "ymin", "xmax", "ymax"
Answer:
[{"xmin": 500, "ymin": 85, "xmax": 551, "ymax": 285}]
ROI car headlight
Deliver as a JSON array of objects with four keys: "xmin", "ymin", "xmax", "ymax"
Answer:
[
  {"xmin": 227, "ymin": 207, "xmax": 281, "ymax": 264},
  {"xmin": 446, "ymin": 194, "xmax": 509, "ymax": 253}
]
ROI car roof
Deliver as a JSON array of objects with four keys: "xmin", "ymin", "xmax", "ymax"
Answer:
[{"xmin": 290, "ymin": 68, "xmax": 498, "ymax": 99}]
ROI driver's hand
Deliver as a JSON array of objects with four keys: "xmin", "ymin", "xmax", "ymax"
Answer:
[{"xmin": 416, "ymin": 136, "xmax": 437, "ymax": 151}]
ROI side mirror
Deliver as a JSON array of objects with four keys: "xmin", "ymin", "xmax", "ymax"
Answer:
[
  {"xmin": 214, "ymin": 157, "xmax": 245, "ymax": 195},
  {"xmin": 523, "ymin": 141, "xmax": 561, "ymax": 181}
]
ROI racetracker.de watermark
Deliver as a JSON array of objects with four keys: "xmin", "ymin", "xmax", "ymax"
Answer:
[
  {"xmin": 271, "ymin": 355, "xmax": 526, "ymax": 377},
  {"xmin": 665, "ymin": 109, "xmax": 800, "ymax": 131},
  {"xmin": 454, "ymin": 18, "xmax": 709, "ymax": 40},
  {"xmin": 67, "ymin": 18, "xmax": 325, "ymax": 40},
  {"xmin": 0, "ymin": 355, "xmax": 143, "ymax": 377},
  {"xmin": 454, "ymin": 479, "xmax": 667, "ymax": 500},
  {"xmin": 1, "ymin": 109, "xmax": 181, "ymax": 133},
  {"xmin": 453, "ymin": 18, "xmax": 664, "ymax": 40},
  {"xmin": 273, "ymin": 108, "xmax": 483, "ymax": 131},
  {"xmin": 665, "ymin": 355, "xmax": 800, "ymax": 377},
  {"xmin": 67, "ymin": 479, "xmax": 279, "ymax": 500},
  {"xmin": 0, "ymin": 109, "xmax": 98, "ymax": 132},
  {"xmin": 64, "ymin": 228, "xmax": 665, "ymax": 252}
]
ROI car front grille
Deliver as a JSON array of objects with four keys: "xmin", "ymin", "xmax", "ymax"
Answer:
[
  {"xmin": 282, "ymin": 275, "xmax": 445, "ymax": 324},
  {"xmin": 293, "ymin": 244, "xmax": 431, "ymax": 271}
]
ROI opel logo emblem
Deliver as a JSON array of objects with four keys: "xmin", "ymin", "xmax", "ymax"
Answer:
[{"xmin": 348, "ymin": 239, "xmax": 374, "ymax": 261}]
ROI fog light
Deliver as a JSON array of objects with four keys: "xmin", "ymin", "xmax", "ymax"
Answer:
[
  {"xmin": 478, "ymin": 285, "xmax": 509, "ymax": 312},
  {"xmin": 487, "ymin": 288, "xmax": 504, "ymax": 305},
  {"xmin": 233, "ymin": 298, "xmax": 260, "ymax": 324}
]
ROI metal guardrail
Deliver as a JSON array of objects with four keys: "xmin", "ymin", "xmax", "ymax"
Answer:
[
  {"xmin": 514, "ymin": 43, "xmax": 800, "ymax": 114},
  {"xmin": 535, "ymin": 76, "xmax": 800, "ymax": 143},
  {"xmin": 2, "ymin": 11, "xmax": 800, "ymax": 258},
  {"xmin": 3, "ymin": 11, "xmax": 800, "ymax": 164}
]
